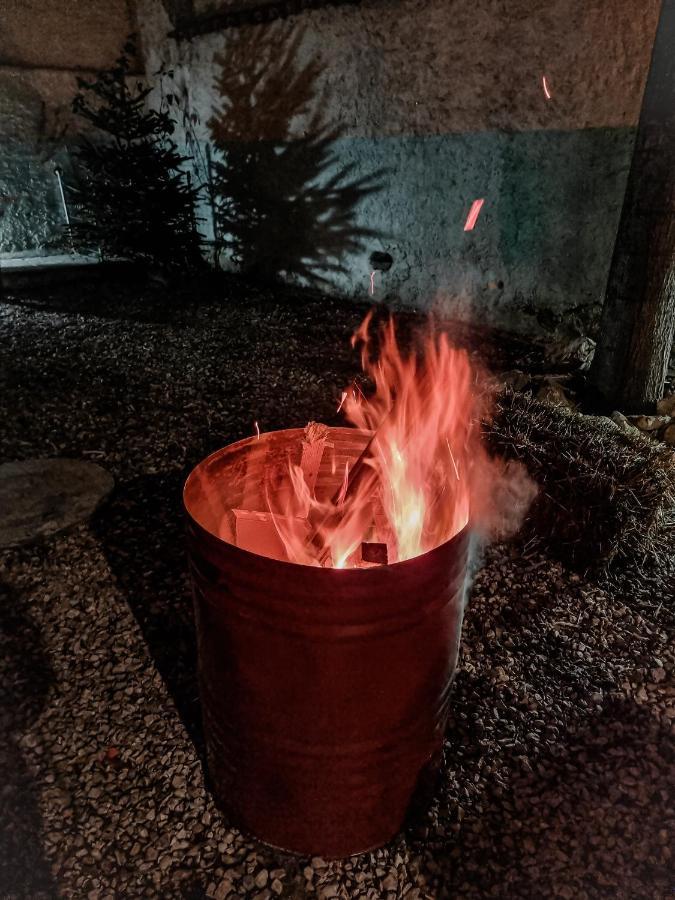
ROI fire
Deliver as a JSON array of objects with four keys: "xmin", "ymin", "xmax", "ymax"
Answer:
[{"xmin": 263, "ymin": 313, "xmax": 496, "ymax": 568}]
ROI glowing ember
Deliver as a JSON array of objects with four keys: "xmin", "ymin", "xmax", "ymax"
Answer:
[
  {"xmin": 254, "ymin": 420, "xmax": 260, "ymax": 440},
  {"xmin": 463, "ymin": 199, "xmax": 484, "ymax": 231},
  {"xmin": 542, "ymin": 75, "xmax": 552, "ymax": 100},
  {"xmin": 257, "ymin": 313, "xmax": 518, "ymax": 568}
]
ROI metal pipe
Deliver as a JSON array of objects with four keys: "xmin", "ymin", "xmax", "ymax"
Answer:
[{"xmin": 53, "ymin": 167, "xmax": 70, "ymax": 226}]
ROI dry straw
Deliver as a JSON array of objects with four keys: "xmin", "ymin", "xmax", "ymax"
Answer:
[{"xmin": 484, "ymin": 390, "xmax": 675, "ymax": 571}]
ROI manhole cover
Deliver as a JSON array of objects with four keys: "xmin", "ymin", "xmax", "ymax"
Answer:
[{"xmin": 0, "ymin": 458, "xmax": 114, "ymax": 548}]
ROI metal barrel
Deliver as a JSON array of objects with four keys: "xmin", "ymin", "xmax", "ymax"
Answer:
[{"xmin": 184, "ymin": 427, "xmax": 470, "ymax": 858}]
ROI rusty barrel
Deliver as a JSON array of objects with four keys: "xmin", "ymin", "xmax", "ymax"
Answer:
[{"xmin": 183, "ymin": 427, "xmax": 470, "ymax": 858}]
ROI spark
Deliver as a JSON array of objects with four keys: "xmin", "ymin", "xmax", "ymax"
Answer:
[
  {"xmin": 542, "ymin": 75, "xmax": 552, "ymax": 100},
  {"xmin": 446, "ymin": 439, "xmax": 460, "ymax": 480},
  {"xmin": 337, "ymin": 390, "xmax": 348, "ymax": 413},
  {"xmin": 463, "ymin": 198, "xmax": 484, "ymax": 231},
  {"xmin": 254, "ymin": 420, "xmax": 260, "ymax": 440},
  {"xmin": 369, "ymin": 270, "xmax": 376, "ymax": 295}
]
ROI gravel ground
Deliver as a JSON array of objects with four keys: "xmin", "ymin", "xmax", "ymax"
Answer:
[{"xmin": 0, "ymin": 277, "xmax": 673, "ymax": 899}]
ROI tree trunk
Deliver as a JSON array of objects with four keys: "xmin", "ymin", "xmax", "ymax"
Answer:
[{"xmin": 588, "ymin": 0, "xmax": 675, "ymax": 412}]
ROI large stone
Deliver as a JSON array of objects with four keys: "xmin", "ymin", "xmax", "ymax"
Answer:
[
  {"xmin": 656, "ymin": 393, "xmax": 675, "ymax": 417},
  {"xmin": 611, "ymin": 411, "xmax": 639, "ymax": 435},
  {"xmin": 628, "ymin": 414, "xmax": 670, "ymax": 432},
  {"xmin": 662, "ymin": 423, "xmax": 675, "ymax": 447},
  {"xmin": 0, "ymin": 458, "xmax": 114, "ymax": 548}
]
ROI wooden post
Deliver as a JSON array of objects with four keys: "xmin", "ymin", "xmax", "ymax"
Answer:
[{"xmin": 588, "ymin": 0, "xmax": 675, "ymax": 412}]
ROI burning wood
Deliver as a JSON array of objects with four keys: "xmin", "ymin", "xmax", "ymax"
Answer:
[
  {"xmin": 306, "ymin": 417, "xmax": 385, "ymax": 566},
  {"xmin": 232, "ymin": 508, "xmax": 307, "ymax": 559},
  {"xmin": 360, "ymin": 542, "xmax": 388, "ymax": 565},
  {"xmin": 299, "ymin": 421, "xmax": 331, "ymax": 498}
]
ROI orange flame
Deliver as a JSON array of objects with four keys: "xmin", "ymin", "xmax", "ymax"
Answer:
[
  {"xmin": 261, "ymin": 313, "xmax": 527, "ymax": 568},
  {"xmin": 342, "ymin": 312, "xmax": 472, "ymax": 561}
]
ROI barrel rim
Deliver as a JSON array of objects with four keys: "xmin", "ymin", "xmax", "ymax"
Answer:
[{"xmin": 183, "ymin": 427, "xmax": 471, "ymax": 575}]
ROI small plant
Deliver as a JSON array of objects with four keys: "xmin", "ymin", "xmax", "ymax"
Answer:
[{"xmin": 68, "ymin": 40, "xmax": 203, "ymax": 272}]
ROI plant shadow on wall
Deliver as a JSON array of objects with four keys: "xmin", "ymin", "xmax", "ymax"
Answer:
[{"xmin": 208, "ymin": 22, "xmax": 386, "ymax": 285}]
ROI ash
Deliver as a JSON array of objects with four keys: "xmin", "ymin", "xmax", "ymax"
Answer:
[{"xmin": 0, "ymin": 276, "xmax": 672, "ymax": 899}]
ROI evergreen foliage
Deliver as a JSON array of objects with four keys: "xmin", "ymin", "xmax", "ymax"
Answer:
[{"xmin": 68, "ymin": 41, "xmax": 203, "ymax": 271}]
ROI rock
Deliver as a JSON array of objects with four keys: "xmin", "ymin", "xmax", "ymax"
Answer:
[
  {"xmin": 536, "ymin": 378, "xmax": 575, "ymax": 409},
  {"xmin": 213, "ymin": 879, "xmax": 233, "ymax": 900},
  {"xmin": 661, "ymin": 423, "xmax": 675, "ymax": 446},
  {"xmin": 628, "ymin": 415, "xmax": 669, "ymax": 432},
  {"xmin": 611, "ymin": 411, "xmax": 639, "ymax": 434},
  {"xmin": 656, "ymin": 393, "xmax": 675, "ymax": 416},
  {"xmin": 0, "ymin": 458, "xmax": 114, "ymax": 548},
  {"xmin": 546, "ymin": 336, "xmax": 596, "ymax": 371},
  {"xmin": 500, "ymin": 370, "xmax": 531, "ymax": 392}
]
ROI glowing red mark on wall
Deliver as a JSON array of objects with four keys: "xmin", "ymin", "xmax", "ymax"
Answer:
[
  {"xmin": 463, "ymin": 199, "xmax": 484, "ymax": 231},
  {"xmin": 542, "ymin": 75, "xmax": 552, "ymax": 100}
]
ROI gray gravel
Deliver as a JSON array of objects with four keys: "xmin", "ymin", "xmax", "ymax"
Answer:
[{"xmin": 0, "ymin": 279, "xmax": 672, "ymax": 898}]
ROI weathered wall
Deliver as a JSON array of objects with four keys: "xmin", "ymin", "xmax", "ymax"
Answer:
[
  {"xmin": 0, "ymin": 0, "xmax": 136, "ymax": 254},
  {"xmin": 136, "ymin": 0, "xmax": 660, "ymax": 336}
]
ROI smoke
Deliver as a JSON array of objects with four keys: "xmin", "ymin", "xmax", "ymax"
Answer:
[{"xmin": 469, "ymin": 454, "xmax": 539, "ymax": 543}]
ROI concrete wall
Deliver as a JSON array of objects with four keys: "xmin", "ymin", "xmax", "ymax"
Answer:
[
  {"xmin": 0, "ymin": 0, "xmax": 136, "ymax": 254},
  {"xmin": 136, "ymin": 0, "xmax": 660, "ymax": 337}
]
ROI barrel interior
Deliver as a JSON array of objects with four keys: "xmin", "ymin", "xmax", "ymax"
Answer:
[{"xmin": 184, "ymin": 427, "xmax": 372, "ymax": 548}]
